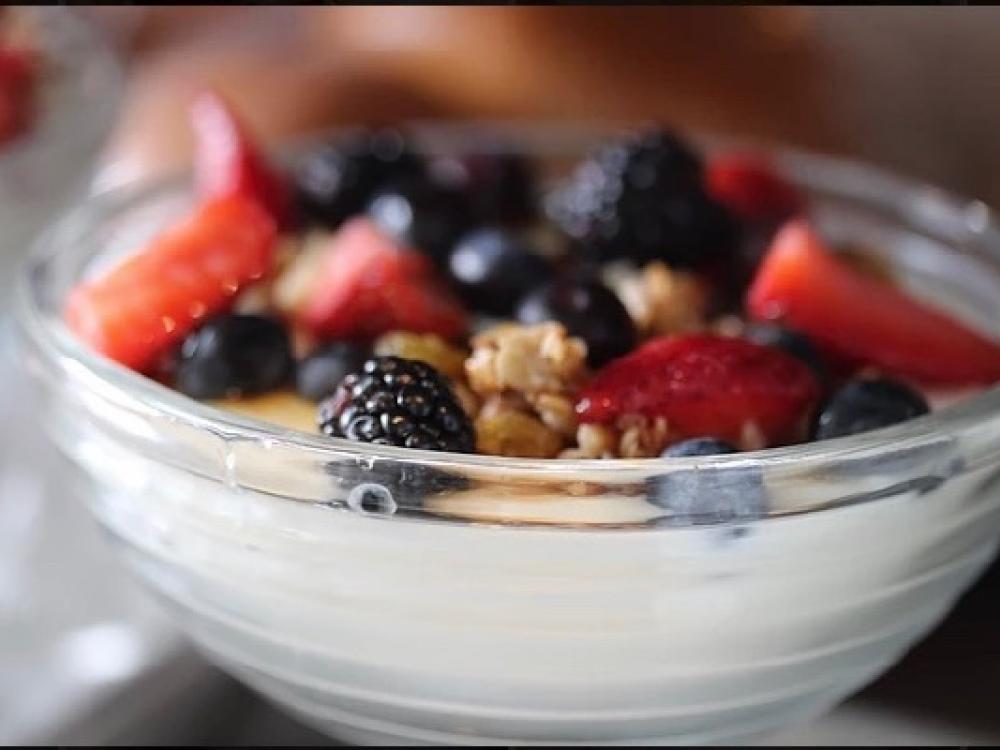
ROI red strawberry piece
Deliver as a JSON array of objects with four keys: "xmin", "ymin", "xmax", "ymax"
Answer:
[
  {"xmin": 577, "ymin": 333, "xmax": 820, "ymax": 446},
  {"xmin": 706, "ymin": 152, "xmax": 805, "ymax": 224},
  {"xmin": 296, "ymin": 218, "xmax": 468, "ymax": 342},
  {"xmin": 65, "ymin": 196, "xmax": 277, "ymax": 373},
  {"xmin": 746, "ymin": 219, "xmax": 1000, "ymax": 386},
  {"xmin": 0, "ymin": 47, "xmax": 37, "ymax": 145},
  {"xmin": 190, "ymin": 89, "xmax": 291, "ymax": 227}
]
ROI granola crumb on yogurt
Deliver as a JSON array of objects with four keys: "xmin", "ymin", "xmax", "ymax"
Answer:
[{"xmin": 465, "ymin": 322, "xmax": 588, "ymax": 398}]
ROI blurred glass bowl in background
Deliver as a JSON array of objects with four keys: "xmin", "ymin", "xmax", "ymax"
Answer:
[{"xmin": 0, "ymin": 8, "xmax": 123, "ymax": 305}]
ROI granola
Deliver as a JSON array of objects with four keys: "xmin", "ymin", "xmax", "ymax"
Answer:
[{"xmin": 465, "ymin": 322, "xmax": 588, "ymax": 397}]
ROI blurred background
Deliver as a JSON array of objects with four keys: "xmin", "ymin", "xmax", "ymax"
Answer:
[
  {"xmin": 5, "ymin": 5, "xmax": 1000, "ymax": 745},
  {"xmin": 81, "ymin": 6, "xmax": 1000, "ymax": 206}
]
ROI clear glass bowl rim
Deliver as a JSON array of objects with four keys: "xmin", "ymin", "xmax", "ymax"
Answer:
[{"xmin": 14, "ymin": 122, "xmax": 1000, "ymax": 505}]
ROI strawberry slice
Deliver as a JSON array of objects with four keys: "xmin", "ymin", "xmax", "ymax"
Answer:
[
  {"xmin": 0, "ymin": 47, "xmax": 37, "ymax": 145},
  {"xmin": 65, "ymin": 196, "xmax": 277, "ymax": 372},
  {"xmin": 577, "ymin": 333, "xmax": 819, "ymax": 446},
  {"xmin": 190, "ymin": 90, "xmax": 291, "ymax": 227},
  {"xmin": 706, "ymin": 152, "xmax": 805, "ymax": 224},
  {"xmin": 746, "ymin": 219, "xmax": 1000, "ymax": 386},
  {"xmin": 296, "ymin": 218, "xmax": 468, "ymax": 342}
]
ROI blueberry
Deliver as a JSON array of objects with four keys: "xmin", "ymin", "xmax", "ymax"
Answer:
[
  {"xmin": 448, "ymin": 228, "xmax": 553, "ymax": 317},
  {"xmin": 812, "ymin": 378, "xmax": 930, "ymax": 441},
  {"xmin": 663, "ymin": 438, "xmax": 738, "ymax": 458},
  {"xmin": 649, "ymin": 466, "xmax": 767, "ymax": 527},
  {"xmin": 515, "ymin": 274, "xmax": 637, "ymax": 367},
  {"xmin": 175, "ymin": 314, "xmax": 293, "ymax": 400},
  {"xmin": 296, "ymin": 342, "xmax": 368, "ymax": 402},
  {"xmin": 429, "ymin": 152, "xmax": 536, "ymax": 224},
  {"xmin": 367, "ymin": 177, "xmax": 472, "ymax": 266},
  {"xmin": 743, "ymin": 323, "xmax": 828, "ymax": 385},
  {"xmin": 293, "ymin": 129, "xmax": 425, "ymax": 228},
  {"xmin": 652, "ymin": 435, "xmax": 767, "ymax": 526}
]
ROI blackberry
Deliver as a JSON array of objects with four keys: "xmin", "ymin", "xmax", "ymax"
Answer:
[
  {"xmin": 318, "ymin": 356, "xmax": 475, "ymax": 453},
  {"xmin": 546, "ymin": 128, "xmax": 739, "ymax": 268},
  {"xmin": 293, "ymin": 129, "xmax": 425, "ymax": 229}
]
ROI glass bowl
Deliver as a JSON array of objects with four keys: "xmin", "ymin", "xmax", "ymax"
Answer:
[
  {"xmin": 0, "ymin": 8, "xmax": 124, "ymax": 304},
  {"xmin": 14, "ymin": 125, "xmax": 1000, "ymax": 745}
]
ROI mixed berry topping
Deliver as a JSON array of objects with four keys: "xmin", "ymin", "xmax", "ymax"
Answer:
[{"xmin": 61, "ymin": 96, "xmax": 1000, "ymax": 466}]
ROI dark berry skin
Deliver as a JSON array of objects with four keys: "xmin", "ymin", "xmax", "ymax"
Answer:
[
  {"xmin": 448, "ymin": 228, "xmax": 553, "ymax": 317},
  {"xmin": 515, "ymin": 275, "xmax": 637, "ymax": 367},
  {"xmin": 812, "ymin": 378, "xmax": 930, "ymax": 441},
  {"xmin": 366, "ymin": 177, "xmax": 472, "ymax": 267},
  {"xmin": 175, "ymin": 314, "xmax": 293, "ymax": 400},
  {"xmin": 430, "ymin": 152, "xmax": 537, "ymax": 225},
  {"xmin": 547, "ymin": 128, "xmax": 739, "ymax": 268},
  {"xmin": 743, "ymin": 323, "xmax": 828, "ymax": 386},
  {"xmin": 318, "ymin": 356, "xmax": 475, "ymax": 453},
  {"xmin": 293, "ymin": 129, "xmax": 425, "ymax": 229},
  {"xmin": 296, "ymin": 342, "xmax": 368, "ymax": 402},
  {"xmin": 663, "ymin": 438, "xmax": 738, "ymax": 458}
]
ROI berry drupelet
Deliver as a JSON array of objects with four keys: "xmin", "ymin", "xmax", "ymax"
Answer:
[{"xmin": 319, "ymin": 356, "xmax": 476, "ymax": 453}]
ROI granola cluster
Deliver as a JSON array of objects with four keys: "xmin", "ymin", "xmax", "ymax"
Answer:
[
  {"xmin": 463, "ymin": 322, "xmax": 586, "ymax": 458},
  {"xmin": 605, "ymin": 262, "xmax": 710, "ymax": 338}
]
